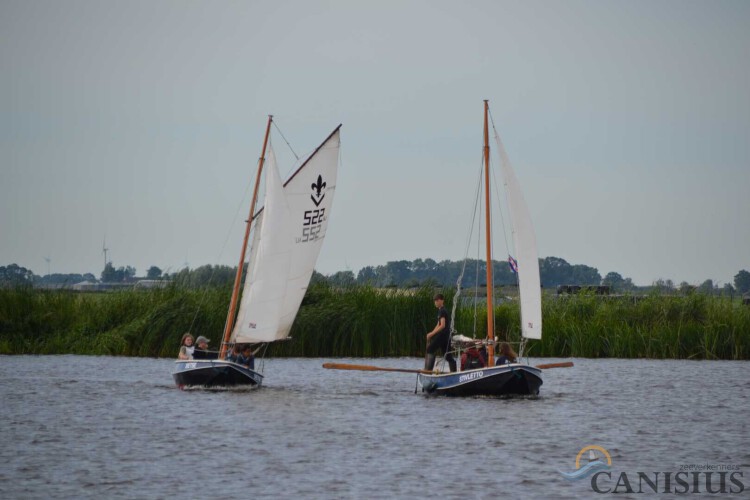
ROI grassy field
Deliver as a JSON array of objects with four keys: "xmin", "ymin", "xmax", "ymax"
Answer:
[{"xmin": 0, "ymin": 284, "xmax": 748, "ymax": 359}]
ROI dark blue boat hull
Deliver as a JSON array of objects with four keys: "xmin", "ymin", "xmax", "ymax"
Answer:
[
  {"xmin": 172, "ymin": 360, "xmax": 263, "ymax": 388},
  {"xmin": 417, "ymin": 363, "xmax": 542, "ymax": 396}
]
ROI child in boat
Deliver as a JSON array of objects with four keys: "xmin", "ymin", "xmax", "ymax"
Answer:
[
  {"xmin": 496, "ymin": 342, "xmax": 518, "ymax": 365},
  {"xmin": 225, "ymin": 344, "xmax": 241, "ymax": 363},
  {"xmin": 178, "ymin": 333, "xmax": 194, "ymax": 360},
  {"xmin": 237, "ymin": 344, "xmax": 257, "ymax": 370}
]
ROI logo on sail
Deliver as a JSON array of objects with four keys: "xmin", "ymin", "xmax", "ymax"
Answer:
[
  {"xmin": 311, "ymin": 175, "xmax": 326, "ymax": 206},
  {"xmin": 559, "ymin": 445, "xmax": 612, "ymax": 481}
]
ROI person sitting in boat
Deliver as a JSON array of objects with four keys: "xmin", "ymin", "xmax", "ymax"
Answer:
[
  {"xmin": 225, "ymin": 344, "xmax": 241, "ymax": 363},
  {"xmin": 496, "ymin": 342, "xmax": 518, "ymax": 365},
  {"xmin": 192, "ymin": 336, "xmax": 218, "ymax": 360},
  {"xmin": 237, "ymin": 344, "xmax": 258, "ymax": 370},
  {"xmin": 460, "ymin": 345, "xmax": 487, "ymax": 370},
  {"xmin": 424, "ymin": 294, "xmax": 457, "ymax": 372},
  {"xmin": 177, "ymin": 333, "xmax": 194, "ymax": 360}
]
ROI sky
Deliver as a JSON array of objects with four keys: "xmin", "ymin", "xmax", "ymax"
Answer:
[{"xmin": 1, "ymin": 0, "xmax": 749, "ymax": 286}]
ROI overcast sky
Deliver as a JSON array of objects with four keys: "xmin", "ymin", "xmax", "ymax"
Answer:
[{"xmin": 2, "ymin": 0, "xmax": 748, "ymax": 286}]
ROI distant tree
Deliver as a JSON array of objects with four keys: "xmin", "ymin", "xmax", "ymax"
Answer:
[
  {"xmin": 124, "ymin": 266, "xmax": 136, "ymax": 281},
  {"xmin": 653, "ymin": 279, "xmax": 675, "ymax": 292},
  {"xmin": 538, "ymin": 256, "xmax": 600, "ymax": 287},
  {"xmin": 101, "ymin": 263, "xmax": 137, "ymax": 282},
  {"xmin": 328, "ymin": 270, "xmax": 355, "ymax": 287},
  {"xmin": 734, "ymin": 270, "xmax": 750, "ymax": 295},
  {"xmin": 356, "ymin": 266, "xmax": 377, "ymax": 285},
  {"xmin": 539, "ymin": 256, "xmax": 572, "ymax": 287},
  {"xmin": 698, "ymin": 279, "xmax": 715, "ymax": 295},
  {"xmin": 146, "ymin": 266, "xmax": 162, "ymax": 279},
  {"xmin": 101, "ymin": 262, "xmax": 117, "ymax": 282},
  {"xmin": 172, "ymin": 264, "xmax": 237, "ymax": 288},
  {"xmin": 679, "ymin": 281, "xmax": 695, "ymax": 295},
  {"xmin": 384, "ymin": 260, "xmax": 411, "ymax": 286},
  {"xmin": 602, "ymin": 272, "xmax": 625, "ymax": 291},
  {"xmin": 310, "ymin": 270, "xmax": 327, "ymax": 285},
  {"xmin": 721, "ymin": 283, "xmax": 735, "ymax": 296},
  {"xmin": 571, "ymin": 264, "xmax": 601, "ymax": 285},
  {"xmin": 0, "ymin": 264, "xmax": 35, "ymax": 287}
]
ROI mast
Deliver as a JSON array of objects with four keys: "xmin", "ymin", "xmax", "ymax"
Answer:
[
  {"xmin": 483, "ymin": 100, "xmax": 495, "ymax": 366},
  {"xmin": 220, "ymin": 115, "xmax": 273, "ymax": 359}
]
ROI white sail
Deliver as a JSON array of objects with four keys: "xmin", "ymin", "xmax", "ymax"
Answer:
[
  {"xmin": 232, "ymin": 127, "xmax": 341, "ymax": 343},
  {"xmin": 231, "ymin": 145, "xmax": 293, "ymax": 343},
  {"xmin": 495, "ymin": 131, "xmax": 542, "ymax": 340},
  {"xmin": 276, "ymin": 128, "xmax": 340, "ymax": 339}
]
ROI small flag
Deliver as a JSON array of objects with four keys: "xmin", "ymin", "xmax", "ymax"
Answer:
[{"xmin": 508, "ymin": 255, "xmax": 519, "ymax": 273}]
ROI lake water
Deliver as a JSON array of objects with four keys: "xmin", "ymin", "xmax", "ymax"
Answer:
[{"xmin": 1, "ymin": 355, "xmax": 748, "ymax": 499}]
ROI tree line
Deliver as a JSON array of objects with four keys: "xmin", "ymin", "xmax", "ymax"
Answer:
[{"xmin": 2, "ymin": 260, "xmax": 750, "ymax": 295}]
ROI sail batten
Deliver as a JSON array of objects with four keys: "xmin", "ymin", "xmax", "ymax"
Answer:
[{"xmin": 494, "ymin": 131, "xmax": 542, "ymax": 340}]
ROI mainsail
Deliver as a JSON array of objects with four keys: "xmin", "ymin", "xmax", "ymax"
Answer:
[
  {"xmin": 495, "ymin": 131, "xmax": 542, "ymax": 340},
  {"xmin": 231, "ymin": 127, "xmax": 341, "ymax": 343},
  {"xmin": 231, "ymin": 146, "xmax": 293, "ymax": 343}
]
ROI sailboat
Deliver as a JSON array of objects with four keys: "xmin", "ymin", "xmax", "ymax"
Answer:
[
  {"xmin": 173, "ymin": 116, "xmax": 342, "ymax": 388},
  {"xmin": 416, "ymin": 100, "xmax": 543, "ymax": 396}
]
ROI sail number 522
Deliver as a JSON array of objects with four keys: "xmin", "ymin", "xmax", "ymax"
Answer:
[
  {"xmin": 303, "ymin": 209, "xmax": 325, "ymax": 226},
  {"xmin": 300, "ymin": 209, "xmax": 325, "ymax": 243}
]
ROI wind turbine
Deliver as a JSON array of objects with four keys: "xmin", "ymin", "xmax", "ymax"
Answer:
[
  {"xmin": 102, "ymin": 238, "xmax": 109, "ymax": 270},
  {"xmin": 43, "ymin": 257, "xmax": 51, "ymax": 277}
]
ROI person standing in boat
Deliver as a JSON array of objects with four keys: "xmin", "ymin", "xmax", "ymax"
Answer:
[
  {"xmin": 178, "ymin": 333, "xmax": 194, "ymax": 360},
  {"xmin": 425, "ymin": 294, "xmax": 457, "ymax": 372}
]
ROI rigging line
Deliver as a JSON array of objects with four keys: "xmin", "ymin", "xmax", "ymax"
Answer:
[
  {"xmin": 187, "ymin": 157, "xmax": 258, "ymax": 334},
  {"xmin": 450, "ymin": 162, "xmax": 484, "ymax": 337},
  {"xmin": 257, "ymin": 342, "xmax": 269, "ymax": 374},
  {"xmin": 482, "ymin": 138, "xmax": 497, "ymax": 328},
  {"xmin": 473, "ymin": 157, "xmax": 483, "ymax": 339},
  {"xmin": 272, "ymin": 119, "xmax": 300, "ymax": 161}
]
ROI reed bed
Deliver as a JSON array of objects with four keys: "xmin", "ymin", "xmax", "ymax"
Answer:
[{"xmin": 0, "ymin": 285, "xmax": 748, "ymax": 359}]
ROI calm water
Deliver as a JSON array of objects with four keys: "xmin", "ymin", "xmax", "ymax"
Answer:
[{"xmin": 1, "ymin": 355, "xmax": 748, "ymax": 499}]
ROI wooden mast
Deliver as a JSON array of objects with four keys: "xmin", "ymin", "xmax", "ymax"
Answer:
[
  {"xmin": 220, "ymin": 115, "xmax": 273, "ymax": 359},
  {"xmin": 483, "ymin": 100, "xmax": 495, "ymax": 366}
]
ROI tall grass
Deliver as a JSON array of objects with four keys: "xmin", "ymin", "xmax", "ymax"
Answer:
[
  {"xmin": 0, "ymin": 285, "xmax": 230, "ymax": 357},
  {"xmin": 0, "ymin": 285, "xmax": 748, "ymax": 359}
]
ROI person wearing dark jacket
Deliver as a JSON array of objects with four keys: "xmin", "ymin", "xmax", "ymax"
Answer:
[
  {"xmin": 424, "ymin": 294, "xmax": 457, "ymax": 372},
  {"xmin": 237, "ymin": 344, "xmax": 259, "ymax": 370},
  {"xmin": 496, "ymin": 342, "xmax": 518, "ymax": 365},
  {"xmin": 225, "ymin": 344, "xmax": 241, "ymax": 363},
  {"xmin": 192, "ymin": 336, "xmax": 218, "ymax": 360}
]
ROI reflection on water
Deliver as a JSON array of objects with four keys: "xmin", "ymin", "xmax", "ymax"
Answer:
[{"xmin": 1, "ymin": 356, "xmax": 748, "ymax": 499}]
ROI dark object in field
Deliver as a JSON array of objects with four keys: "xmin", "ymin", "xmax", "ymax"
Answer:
[{"xmin": 557, "ymin": 285, "xmax": 610, "ymax": 295}]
